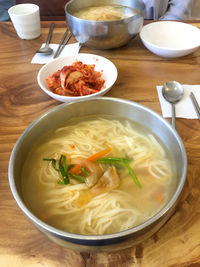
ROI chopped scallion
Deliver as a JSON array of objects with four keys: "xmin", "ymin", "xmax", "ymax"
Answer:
[
  {"xmin": 81, "ymin": 166, "xmax": 88, "ymax": 176},
  {"xmin": 43, "ymin": 158, "xmax": 58, "ymax": 171},
  {"xmin": 124, "ymin": 162, "xmax": 142, "ymax": 188},
  {"xmin": 97, "ymin": 157, "xmax": 130, "ymax": 165},
  {"xmin": 58, "ymin": 154, "xmax": 69, "ymax": 184},
  {"xmin": 69, "ymin": 172, "xmax": 85, "ymax": 183},
  {"xmin": 43, "ymin": 155, "xmax": 70, "ymax": 185},
  {"xmin": 97, "ymin": 157, "xmax": 141, "ymax": 188}
]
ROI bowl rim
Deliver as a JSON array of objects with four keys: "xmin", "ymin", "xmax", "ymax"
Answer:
[
  {"xmin": 140, "ymin": 21, "xmax": 200, "ymax": 52},
  {"xmin": 37, "ymin": 53, "xmax": 118, "ymax": 101},
  {"xmin": 8, "ymin": 97, "xmax": 187, "ymax": 242}
]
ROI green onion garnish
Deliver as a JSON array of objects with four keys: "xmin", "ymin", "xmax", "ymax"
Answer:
[
  {"xmin": 58, "ymin": 154, "xmax": 69, "ymax": 184},
  {"xmin": 69, "ymin": 172, "xmax": 85, "ymax": 183},
  {"xmin": 124, "ymin": 162, "xmax": 142, "ymax": 188},
  {"xmin": 57, "ymin": 180, "xmax": 66, "ymax": 185},
  {"xmin": 97, "ymin": 157, "xmax": 130, "ymax": 164},
  {"xmin": 43, "ymin": 155, "xmax": 69, "ymax": 185},
  {"xmin": 81, "ymin": 166, "xmax": 88, "ymax": 176},
  {"xmin": 97, "ymin": 157, "xmax": 142, "ymax": 188},
  {"xmin": 43, "ymin": 158, "xmax": 58, "ymax": 171}
]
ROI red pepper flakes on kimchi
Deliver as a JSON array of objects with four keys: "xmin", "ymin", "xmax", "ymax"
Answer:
[{"xmin": 46, "ymin": 61, "xmax": 105, "ymax": 97}]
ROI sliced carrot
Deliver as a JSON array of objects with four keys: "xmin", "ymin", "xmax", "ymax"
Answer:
[
  {"xmin": 39, "ymin": 212, "xmax": 48, "ymax": 222},
  {"xmin": 87, "ymin": 147, "xmax": 112, "ymax": 162},
  {"xmin": 155, "ymin": 192, "xmax": 163, "ymax": 203},
  {"xmin": 70, "ymin": 144, "xmax": 76, "ymax": 149},
  {"xmin": 69, "ymin": 163, "xmax": 82, "ymax": 175},
  {"xmin": 69, "ymin": 147, "xmax": 112, "ymax": 175}
]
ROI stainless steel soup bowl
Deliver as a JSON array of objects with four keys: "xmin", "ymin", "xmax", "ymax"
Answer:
[
  {"xmin": 65, "ymin": 0, "xmax": 145, "ymax": 49},
  {"xmin": 8, "ymin": 97, "xmax": 187, "ymax": 252}
]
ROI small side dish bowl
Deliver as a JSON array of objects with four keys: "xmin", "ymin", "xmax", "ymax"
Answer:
[
  {"xmin": 140, "ymin": 21, "xmax": 200, "ymax": 58},
  {"xmin": 37, "ymin": 53, "xmax": 118, "ymax": 102}
]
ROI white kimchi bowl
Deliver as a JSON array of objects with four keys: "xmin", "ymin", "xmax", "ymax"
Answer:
[{"xmin": 37, "ymin": 53, "xmax": 118, "ymax": 102}]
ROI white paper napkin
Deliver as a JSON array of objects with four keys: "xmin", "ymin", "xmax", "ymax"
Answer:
[
  {"xmin": 31, "ymin": 42, "xmax": 81, "ymax": 64},
  {"xmin": 157, "ymin": 85, "xmax": 200, "ymax": 119}
]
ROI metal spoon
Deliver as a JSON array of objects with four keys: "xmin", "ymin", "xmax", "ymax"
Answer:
[
  {"xmin": 36, "ymin": 22, "xmax": 55, "ymax": 55},
  {"xmin": 162, "ymin": 81, "xmax": 184, "ymax": 129}
]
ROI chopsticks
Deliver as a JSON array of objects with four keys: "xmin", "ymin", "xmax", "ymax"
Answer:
[
  {"xmin": 53, "ymin": 29, "xmax": 72, "ymax": 59},
  {"xmin": 190, "ymin": 92, "xmax": 200, "ymax": 120}
]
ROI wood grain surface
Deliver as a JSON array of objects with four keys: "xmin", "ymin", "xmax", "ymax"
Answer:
[{"xmin": 0, "ymin": 21, "xmax": 200, "ymax": 267}]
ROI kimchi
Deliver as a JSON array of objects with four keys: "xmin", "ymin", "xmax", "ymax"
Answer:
[{"xmin": 46, "ymin": 61, "xmax": 105, "ymax": 97}]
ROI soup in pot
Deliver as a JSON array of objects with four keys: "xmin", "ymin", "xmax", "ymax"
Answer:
[
  {"xmin": 21, "ymin": 115, "xmax": 177, "ymax": 235},
  {"xmin": 72, "ymin": 5, "xmax": 139, "ymax": 21}
]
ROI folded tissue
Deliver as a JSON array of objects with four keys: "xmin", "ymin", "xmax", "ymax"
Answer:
[
  {"xmin": 157, "ymin": 84, "xmax": 200, "ymax": 119},
  {"xmin": 31, "ymin": 42, "xmax": 81, "ymax": 64}
]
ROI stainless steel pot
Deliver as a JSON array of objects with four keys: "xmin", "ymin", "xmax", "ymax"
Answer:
[
  {"xmin": 8, "ymin": 97, "xmax": 187, "ymax": 252},
  {"xmin": 65, "ymin": 0, "xmax": 145, "ymax": 49}
]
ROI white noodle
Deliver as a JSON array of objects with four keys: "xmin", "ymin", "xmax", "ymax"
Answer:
[{"xmin": 21, "ymin": 117, "xmax": 176, "ymax": 235}]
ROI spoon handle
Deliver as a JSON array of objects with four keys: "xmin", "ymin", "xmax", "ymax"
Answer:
[
  {"xmin": 45, "ymin": 22, "xmax": 55, "ymax": 47},
  {"xmin": 172, "ymin": 103, "xmax": 176, "ymax": 129}
]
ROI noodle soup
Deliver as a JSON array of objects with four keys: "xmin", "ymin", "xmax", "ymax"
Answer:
[
  {"xmin": 72, "ymin": 5, "xmax": 139, "ymax": 21},
  {"xmin": 21, "ymin": 115, "xmax": 177, "ymax": 235}
]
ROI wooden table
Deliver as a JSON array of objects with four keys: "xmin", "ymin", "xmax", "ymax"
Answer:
[{"xmin": 1, "ymin": 21, "xmax": 200, "ymax": 267}]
